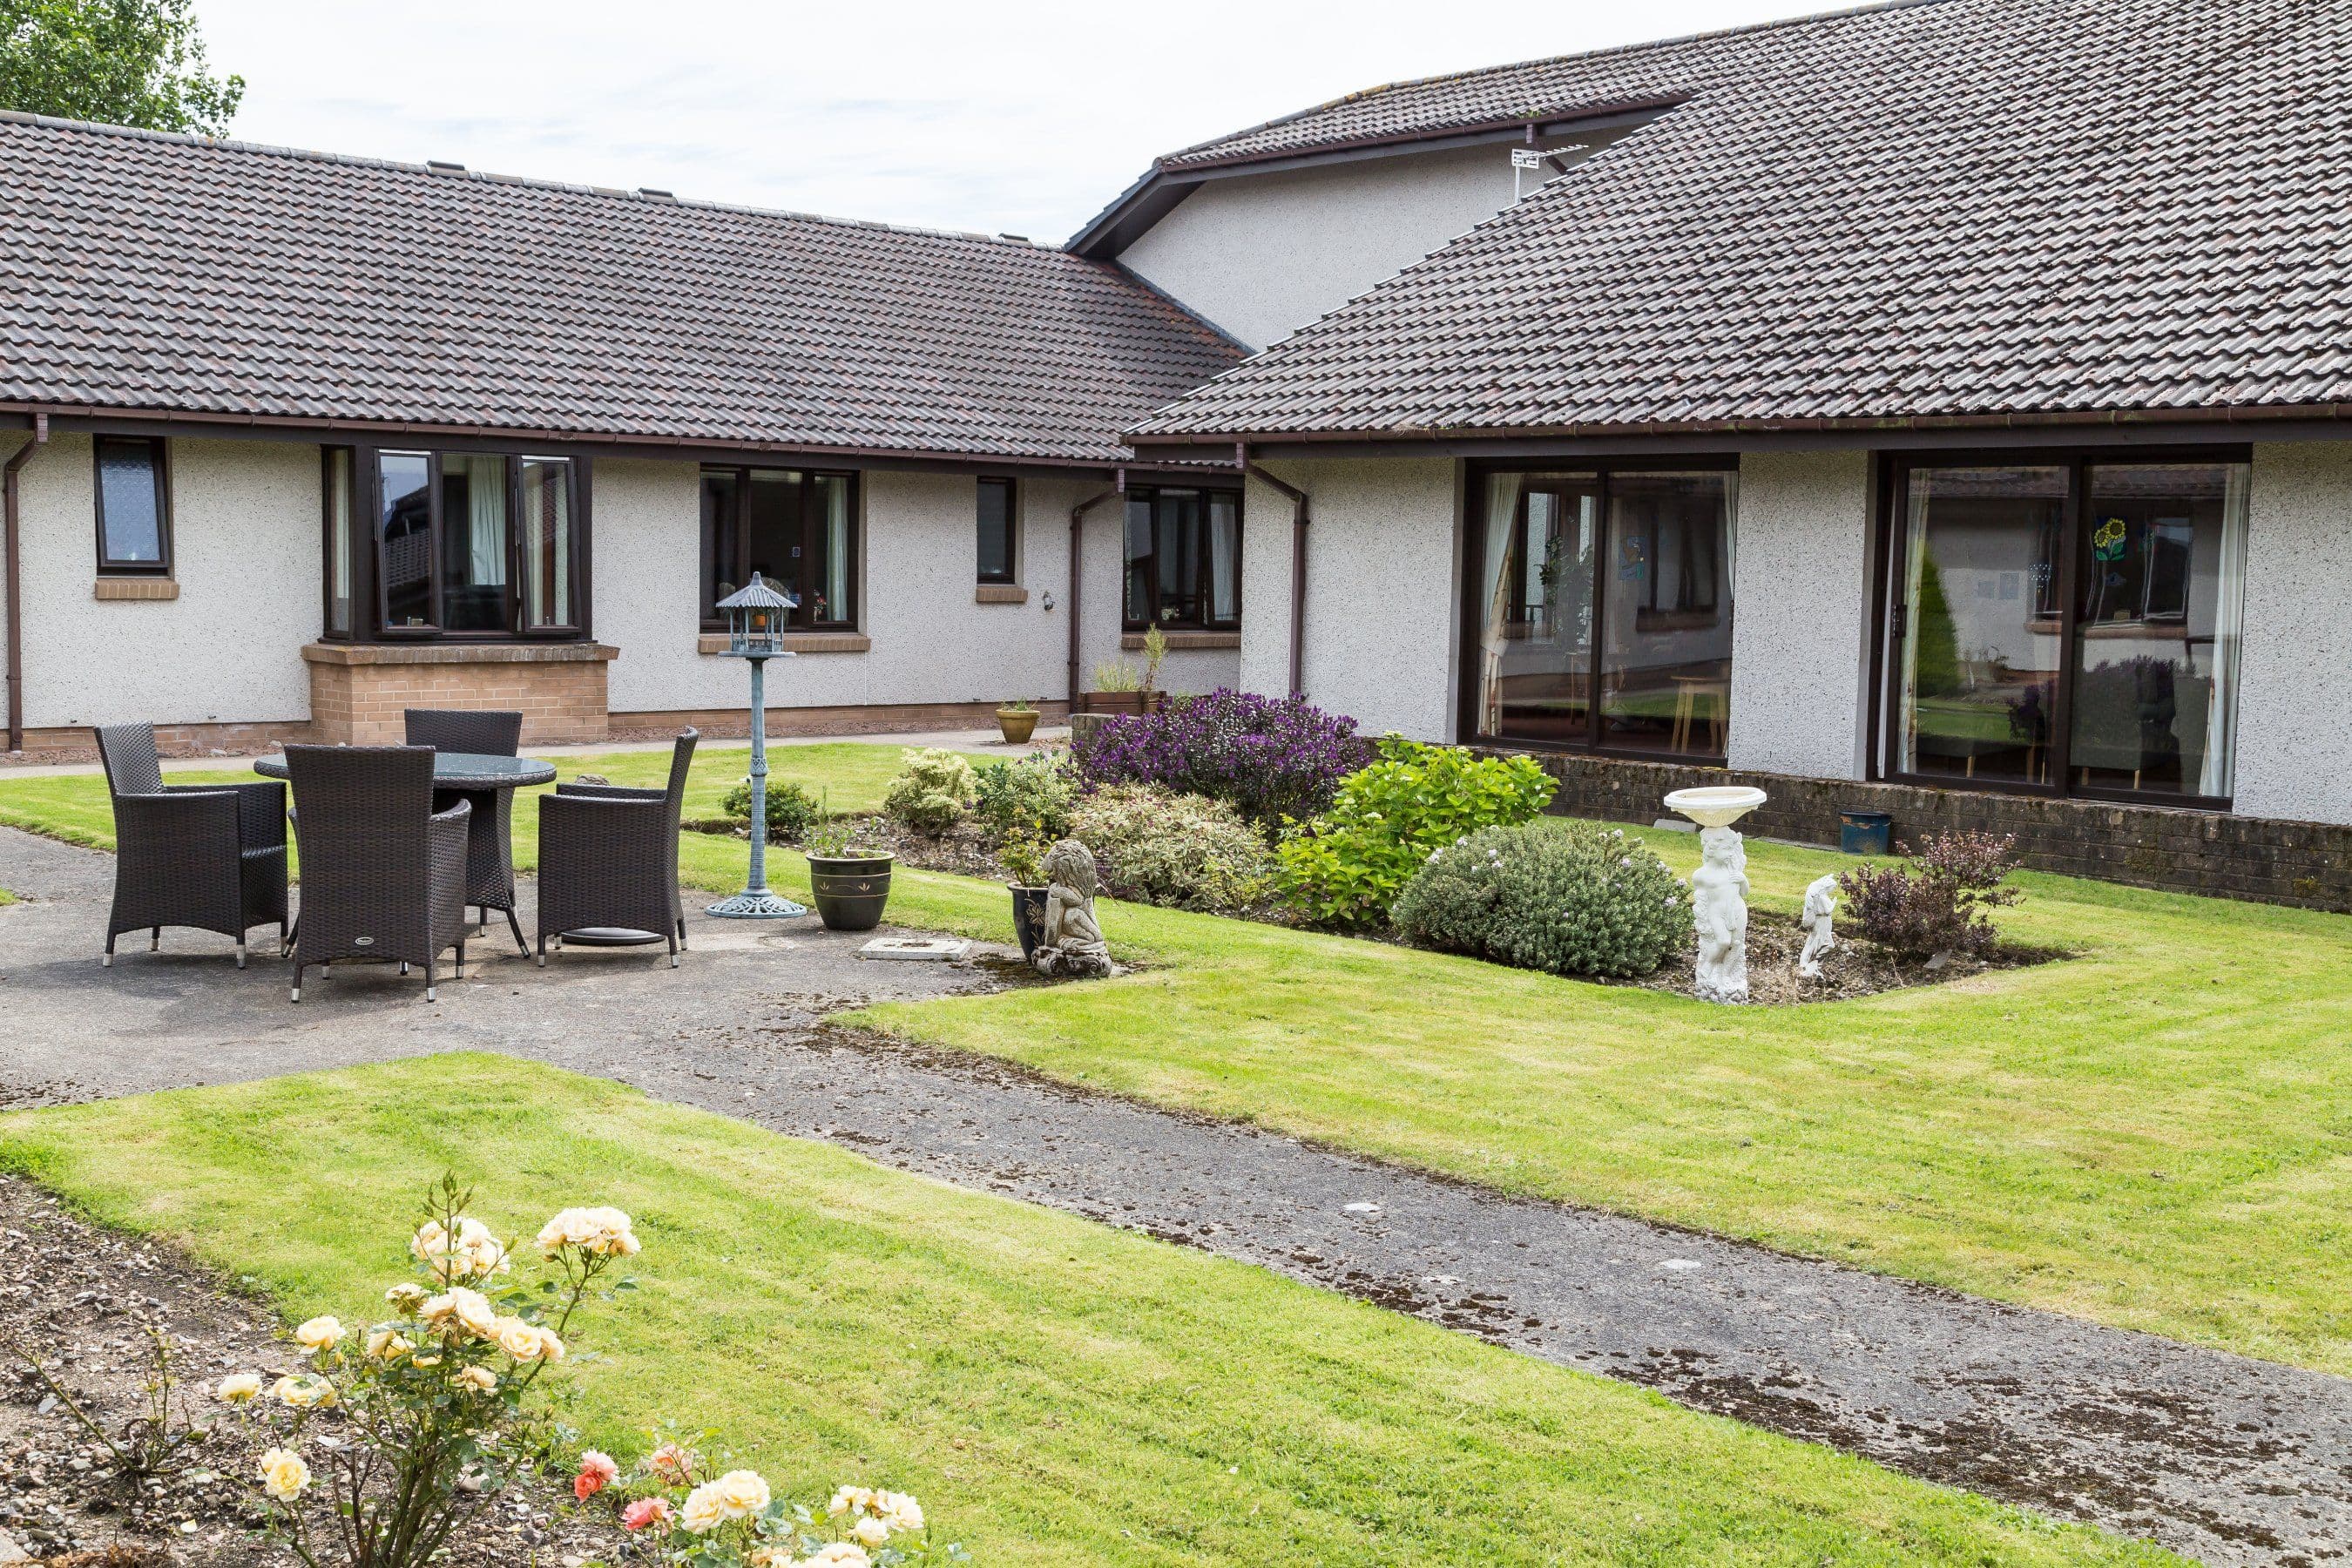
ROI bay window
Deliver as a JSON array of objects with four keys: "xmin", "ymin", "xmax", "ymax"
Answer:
[
  {"xmin": 1469, "ymin": 463, "xmax": 1736, "ymax": 757},
  {"xmin": 1883, "ymin": 452, "xmax": 2247, "ymax": 803},
  {"xmin": 700, "ymin": 466, "xmax": 858, "ymax": 630},
  {"xmin": 1123, "ymin": 486, "xmax": 1240, "ymax": 630},
  {"xmin": 321, "ymin": 447, "xmax": 584, "ymax": 639}
]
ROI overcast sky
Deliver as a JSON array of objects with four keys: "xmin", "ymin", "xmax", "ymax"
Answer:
[{"xmin": 197, "ymin": 0, "xmax": 1831, "ymax": 242}]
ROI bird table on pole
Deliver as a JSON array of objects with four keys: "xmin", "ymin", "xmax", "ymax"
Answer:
[{"xmin": 706, "ymin": 571, "xmax": 806, "ymax": 920}]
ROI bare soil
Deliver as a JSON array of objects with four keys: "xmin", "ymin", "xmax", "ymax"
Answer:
[{"xmin": 0, "ymin": 1176, "xmax": 628, "ymax": 1567}]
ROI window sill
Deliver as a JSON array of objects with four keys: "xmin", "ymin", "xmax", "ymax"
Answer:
[
  {"xmin": 1120, "ymin": 629, "xmax": 1239, "ymax": 651},
  {"xmin": 93, "ymin": 578, "xmax": 178, "ymax": 601},
  {"xmin": 696, "ymin": 632, "xmax": 870, "ymax": 655},
  {"xmin": 975, "ymin": 584, "xmax": 1029, "ymax": 605}
]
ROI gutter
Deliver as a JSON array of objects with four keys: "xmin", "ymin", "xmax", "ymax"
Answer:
[
  {"xmin": 1237, "ymin": 443, "xmax": 1310, "ymax": 698},
  {"xmin": 3, "ymin": 412, "xmax": 47, "ymax": 753},
  {"xmin": 1067, "ymin": 474, "xmax": 1126, "ymax": 713}
]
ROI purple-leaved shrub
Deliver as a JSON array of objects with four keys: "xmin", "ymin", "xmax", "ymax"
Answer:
[
  {"xmin": 1835, "ymin": 829, "xmax": 2022, "ymax": 960},
  {"xmin": 1071, "ymin": 688, "xmax": 1371, "ymax": 826}
]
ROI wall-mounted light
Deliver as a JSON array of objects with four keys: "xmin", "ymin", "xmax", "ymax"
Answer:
[{"xmin": 1041, "ymin": 591, "xmax": 1056, "ymax": 612}]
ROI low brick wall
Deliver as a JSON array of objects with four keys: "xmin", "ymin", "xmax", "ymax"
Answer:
[
  {"xmin": 304, "ymin": 641, "xmax": 618, "ymax": 746},
  {"xmin": 1490, "ymin": 751, "xmax": 2352, "ymax": 914},
  {"xmin": 615, "ymin": 699, "xmax": 1070, "ymax": 740}
]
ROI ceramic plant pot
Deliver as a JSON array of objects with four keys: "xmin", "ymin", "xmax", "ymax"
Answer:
[
  {"xmin": 997, "ymin": 706, "xmax": 1039, "ymax": 744},
  {"xmin": 1009, "ymin": 883, "xmax": 1049, "ymax": 961},
  {"xmin": 807, "ymin": 853, "xmax": 895, "ymax": 932}
]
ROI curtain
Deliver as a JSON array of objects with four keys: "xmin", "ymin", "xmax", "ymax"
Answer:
[
  {"xmin": 1479, "ymin": 472, "xmax": 1524, "ymax": 734},
  {"xmin": 466, "ymin": 456, "xmax": 507, "ymax": 587},
  {"xmin": 1895, "ymin": 481, "xmax": 1933, "ymax": 775},
  {"xmin": 2200, "ymin": 463, "xmax": 2250, "ymax": 797}
]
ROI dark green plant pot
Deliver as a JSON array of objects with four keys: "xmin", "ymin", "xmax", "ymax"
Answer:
[
  {"xmin": 1010, "ymin": 884, "xmax": 1049, "ymax": 962},
  {"xmin": 808, "ymin": 854, "xmax": 895, "ymax": 932}
]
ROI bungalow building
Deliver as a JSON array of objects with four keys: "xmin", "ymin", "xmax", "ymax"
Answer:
[{"xmin": 6, "ymin": 0, "xmax": 2351, "ymax": 904}]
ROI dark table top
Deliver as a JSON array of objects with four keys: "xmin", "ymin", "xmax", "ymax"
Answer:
[{"xmin": 253, "ymin": 751, "xmax": 558, "ymax": 790}]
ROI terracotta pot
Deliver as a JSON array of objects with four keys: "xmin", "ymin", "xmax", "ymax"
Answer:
[
  {"xmin": 807, "ymin": 853, "xmax": 895, "ymax": 932},
  {"xmin": 1081, "ymin": 690, "xmax": 1146, "ymax": 716},
  {"xmin": 1009, "ymin": 883, "xmax": 1049, "ymax": 961},
  {"xmin": 996, "ymin": 706, "xmax": 1039, "ymax": 744}
]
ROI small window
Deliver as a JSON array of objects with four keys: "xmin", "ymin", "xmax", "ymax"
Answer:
[
  {"xmin": 95, "ymin": 436, "xmax": 171, "ymax": 575},
  {"xmin": 1121, "ymin": 485, "xmax": 1240, "ymax": 631},
  {"xmin": 698, "ymin": 465, "xmax": 861, "ymax": 630},
  {"xmin": 977, "ymin": 477, "xmax": 1017, "ymax": 584}
]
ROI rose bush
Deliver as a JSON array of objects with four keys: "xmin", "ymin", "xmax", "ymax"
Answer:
[
  {"xmin": 215, "ymin": 1176, "xmax": 642, "ymax": 1568},
  {"xmin": 591, "ymin": 1442, "xmax": 968, "ymax": 1568}
]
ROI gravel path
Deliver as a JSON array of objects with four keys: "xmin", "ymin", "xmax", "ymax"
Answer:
[{"xmin": 4, "ymin": 828, "xmax": 2347, "ymax": 1565}]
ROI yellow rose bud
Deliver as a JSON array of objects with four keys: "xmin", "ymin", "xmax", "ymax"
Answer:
[{"xmin": 215, "ymin": 1373, "xmax": 262, "ymax": 1403}]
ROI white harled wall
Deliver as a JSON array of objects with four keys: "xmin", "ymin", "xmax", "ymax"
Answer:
[
  {"xmin": 11, "ymin": 433, "xmax": 317, "ymax": 732},
  {"xmin": 2229, "ymin": 442, "xmax": 2352, "ymax": 825},
  {"xmin": 1724, "ymin": 450, "xmax": 1875, "ymax": 780},
  {"xmin": 1240, "ymin": 457, "xmax": 1459, "ymax": 740}
]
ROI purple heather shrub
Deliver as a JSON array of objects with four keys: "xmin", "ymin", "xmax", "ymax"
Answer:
[{"xmin": 1071, "ymin": 688, "xmax": 1372, "ymax": 826}]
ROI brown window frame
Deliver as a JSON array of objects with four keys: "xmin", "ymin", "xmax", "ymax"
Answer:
[
  {"xmin": 1456, "ymin": 456, "xmax": 1739, "ymax": 761},
  {"xmin": 331, "ymin": 445, "xmax": 589, "ymax": 643},
  {"xmin": 977, "ymin": 476, "xmax": 1018, "ymax": 585},
  {"xmin": 1121, "ymin": 484, "xmax": 1243, "ymax": 632},
  {"xmin": 93, "ymin": 436, "xmax": 173, "ymax": 577},
  {"xmin": 697, "ymin": 465, "xmax": 861, "ymax": 632},
  {"xmin": 1869, "ymin": 443, "xmax": 2249, "ymax": 812}
]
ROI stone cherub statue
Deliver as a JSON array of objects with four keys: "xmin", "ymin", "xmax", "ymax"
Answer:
[
  {"xmin": 1033, "ymin": 839, "xmax": 1112, "ymax": 978},
  {"xmin": 1796, "ymin": 873, "xmax": 1840, "ymax": 979},
  {"xmin": 1689, "ymin": 826, "xmax": 1751, "ymax": 1003}
]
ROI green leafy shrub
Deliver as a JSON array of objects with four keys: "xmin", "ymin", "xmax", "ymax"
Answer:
[
  {"xmin": 972, "ymin": 753, "xmax": 1077, "ymax": 842},
  {"xmin": 882, "ymin": 748, "xmax": 978, "ymax": 836},
  {"xmin": 718, "ymin": 777, "xmax": 820, "ymax": 841},
  {"xmin": 1394, "ymin": 822, "xmax": 1688, "ymax": 977},
  {"xmin": 1274, "ymin": 740, "xmax": 1556, "ymax": 929},
  {"xmin": 1069, "ymin": 784, "xmax": 1271, "ymax": 915}
]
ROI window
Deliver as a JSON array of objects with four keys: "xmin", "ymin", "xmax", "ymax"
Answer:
[
  {"xmin": 977, "ymin": 477, "xmax": 1017, "ymax": 583},
  {"xmin": 367, "ymin": 450, "xmax": 580, "ymax": 635},
  {"xmin": 700, "ymin": 466, "xmax": 858, "ymax": 630},
  {"xmin": 95, "ymin": 436, "xmax": 171, "ymax": 575},
  {"xmin": 1884, "ymin": 453, "xmax": 2247, "ymax": 803},
  {"xmin": 323, "ymin": 449, "xmax": 354, "ymax": 636},
  {"xmin": 1122, "ymin": 486, "xmax": 1240, "ymax": 630},
  {"xmin": 1469, "ymin": 465, "xmax": 1736, "ymax": 756}
]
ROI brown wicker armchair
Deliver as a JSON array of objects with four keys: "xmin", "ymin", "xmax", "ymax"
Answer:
[
  {"xmin": 535, "ymin": 729, "xmax": 699, "ymax": 967},
  {"xmin": 403, "ymin": 708, "xmax": 523, "ymax": 756},
  {"xmin": 404, "ymin": 707, "xmax": 524, "ymax": 938},
  {"xmin": 94, "ymin": 722, "xmax": 287, "ymax": 969},
  {"xmin": 283, "ymin": 745, "xmax": 472, "ymax": 1003}
]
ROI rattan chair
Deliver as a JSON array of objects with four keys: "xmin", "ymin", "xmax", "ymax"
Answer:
[
  {"xmin": 283, "ymin": 745, "xmax": 472, "ymax": 1003},
  {"xmin": 93, "ymin": 723, "xmax": 287, "ymax": 969},
  {"xmin": 402, "ymin": 707, "xmax": 523, "ymax": 757},
  {"xmin": 535, "ymin": 729, "xmax": 699, "ymax": 967}
]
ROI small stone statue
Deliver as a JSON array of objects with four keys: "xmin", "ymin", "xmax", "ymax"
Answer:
[
  {"xmin": 1796, "ymin": 873, "xmax": 1840, "ymax": 979},
  {"xmin": 1033, "ymin": 839, "xmax": 1112, "ymax": 978},
  {"xmin": 1690, "ymin": 827, "xmax": 1751, "ymax": 1003}
]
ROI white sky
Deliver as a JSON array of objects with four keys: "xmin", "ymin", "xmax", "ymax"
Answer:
[{"xmin": 197, "ymin": 0, "xmax": 1833, "ymax": 242}]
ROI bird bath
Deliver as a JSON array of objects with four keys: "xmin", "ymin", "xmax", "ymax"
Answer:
[{"xmin": 1664, "ymin": 787, "xmax": 1767, "ymax": 1002}]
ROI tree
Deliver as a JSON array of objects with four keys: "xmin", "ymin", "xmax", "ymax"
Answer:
[{"xmin": 0, "ymin": 0, "xmax": 242, "ymax": 135}]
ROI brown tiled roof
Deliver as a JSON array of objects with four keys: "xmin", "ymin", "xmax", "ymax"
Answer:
[
  {"xmin": 1132, "ymin": 0, "xmax": 2352, "ymax": 443},
  {"xmin": 0, "ymin": 114, "xmax": 1240, "ymax": 465}
]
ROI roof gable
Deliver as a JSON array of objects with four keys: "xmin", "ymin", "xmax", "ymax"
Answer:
[{"xmin": 1132, "ymin": 0, "xmax": 2352, "ymax": 444}]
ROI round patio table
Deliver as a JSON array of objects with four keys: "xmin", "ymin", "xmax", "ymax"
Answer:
[{"xmin": 254, "ymin": 751, "xmax": 557, "ymax": 954}]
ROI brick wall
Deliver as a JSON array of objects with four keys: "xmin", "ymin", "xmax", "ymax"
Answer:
[
  {"xmin": 614, "ymin": 699, "xmax": 1069, "ymax": 740},
  {"xmin": 1493, "ymin": 751, "xmax": 2352, "ymax": 914},
  {"xmin": 304, "ymin": 643, "xmax": 616, "ymax": 746}
]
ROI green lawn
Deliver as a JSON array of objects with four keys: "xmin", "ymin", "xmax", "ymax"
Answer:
[
  {"xmin": 11, "ymin": 743, "xmax": 2350, "ymax": 1376},
  {"xmin": 0, "ymin": 1055, "xmax": 2171, "ymax": 1568}
]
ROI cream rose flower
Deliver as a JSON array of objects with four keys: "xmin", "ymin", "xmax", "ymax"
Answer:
[
  {"xmin": 493, "ymin": 1316, "xmax": 544, "ymax": 1362},
  {"xmin": 385, "ymin": 1282, "xmax": 428, "ymax": 1314},
  {"xmin": 365, "ymin": 1328, "xmax": 415, "ymax": 1362},
  {"xmin": 875, "ymin": 1491, "xmax": 923, "ymax": 1532},
  {"xmin": 807, "ymin": 1545, "xmax": 871, "ymax": 1567},
  {"xmin": 849, "ymin": 1515, "xmax": 889, "ymax": 1548},
  {"xmin": 272, "ymin": 1374, "xmax": 335, "ymax": 1409},
  {"xmin": 534, "ymin": 1206, "xmax": 640, "ymax": 1258},
  {"xmin": 747, "ymin": 1547, "xmax": 800, "ymax": 1567},
  {"xmin": 259, "ymin": 1447, "xmax": 310, "ymax": 1502},
  {"xmin": 214, "ymin": 1373, "xmax": 262, "ymax": 1402},
  {"xmin": 679, "ymin": 1482, "xmax": 729, "ymax": 1535},
  {"xmin": 422, "ymin": 1286, "xmax": 498, "ymax": 1341},
  {"xmin": 826, "ymin": 1485, "xmax": 875, "ymax": 1518},
  {"xmin": 412, "ymin": 1218, "xmax": 509, "ymax": 1281},
  {"xmin": 294, "ymin": 1315, "xmax": 343, "ymax": 1354},
  {"xmin": 711, "ymin": 1469, "xmax": 771, "ymax": 1520},
  {"xmin": 456, "ymin": 1365, "xmax": 498, "ymax": 1392}
]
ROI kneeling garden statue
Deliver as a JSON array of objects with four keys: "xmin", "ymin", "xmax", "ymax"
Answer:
[
  {"xmin": 1796, "ymin": 873, "xmax": 1840, "ymax": 978},
  {"xmin": 1033, "ymin": 839, "xmax": 1112, "ymax": 977}
]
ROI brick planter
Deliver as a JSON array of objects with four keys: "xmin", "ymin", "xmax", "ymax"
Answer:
[
  {"xmin": 1488, "ymin": 749, "xmax": 2352, "ymax": 915},
  {"xmin": 303, "ymin": 641, "xmax": 618, "ymax": 746}
]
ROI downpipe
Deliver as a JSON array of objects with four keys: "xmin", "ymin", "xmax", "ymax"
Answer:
[{"xmin": 3, "ymin": 413, "xmax": 48, "ymax": 754}]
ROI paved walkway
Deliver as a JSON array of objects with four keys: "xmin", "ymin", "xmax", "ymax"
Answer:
[{"xmin": 3, "ymin": 827, "xmax": 2346, "ymax": 1565}]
